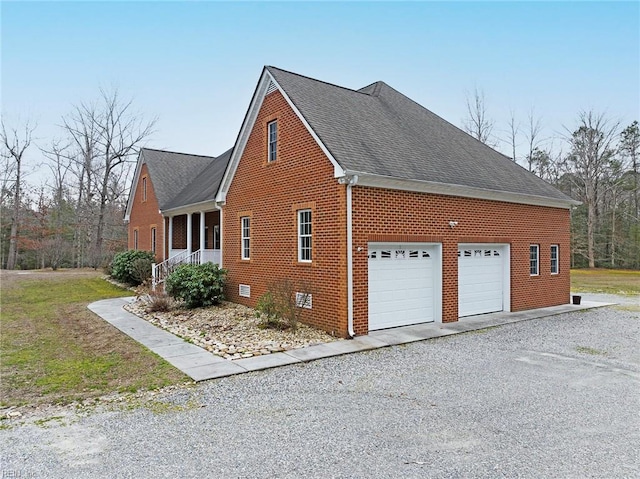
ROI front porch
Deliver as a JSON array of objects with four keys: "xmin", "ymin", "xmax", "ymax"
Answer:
[{"xmin": 153, "ymin": 210, "xmax": 221, "ymax": 286}]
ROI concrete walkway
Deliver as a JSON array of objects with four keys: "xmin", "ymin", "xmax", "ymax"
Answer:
[{"xmin": 88, "ymin": 297, "xmax": 614, "ymax": 382}]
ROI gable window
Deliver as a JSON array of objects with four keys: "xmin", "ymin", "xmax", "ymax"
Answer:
[
  {"xmin": 133, "ymin": 229, "xmax": 139, "ymax": 250},
  {"xmin": 268, "ymin": 120, "xmax": 278, "ymax": 162},
  {"xmin": 151, "ymin": 227, "xmax": 156, "ymax": 253},
  {"xmin": 298, "ymin": 209, "xmax": 312, "ymax": 262},
  {"xmin": 241, "ymin": 217, "xmax": 251, "ymax": 260},
  {"xmin": 530, "ymin": 244, "xmax": 539, "ymax": 276},
  {"xmin": 550, "ymin": 245, "xmax": 559, "ymax": 274},
  {"xmin": 142, "ymin": 177, "xmax": 147, "ymax": 202}
]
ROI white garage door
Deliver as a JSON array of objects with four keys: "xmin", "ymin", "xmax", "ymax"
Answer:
[
  {"xmin": 458, "ymin": 244, "xmax": 507, "ymax": 317},
  {"xmin": 368, "ymin": 243, "xmax": 437, "ymax": 331}
]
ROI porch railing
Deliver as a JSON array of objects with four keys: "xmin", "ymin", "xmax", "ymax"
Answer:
[{"xmin": 152, "ymin": 249, "xmax": 212, "ymax": 288}]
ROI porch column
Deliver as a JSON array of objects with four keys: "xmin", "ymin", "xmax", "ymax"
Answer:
[
  {"xmin": 168, "ymin": 216, "xmax": 173, "ymax": 257},
  {"xmin": 199, "ymin": 211, "xmax": 205, "ymax": 262},
  {"xmin": 187, "ymin": 213, "xmax": 193, "ymax": 254}
]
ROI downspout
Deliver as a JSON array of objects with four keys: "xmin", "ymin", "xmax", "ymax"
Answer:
[{"xmin": 346, "ymin": 175, "xmax": 358, "ymax": 338}]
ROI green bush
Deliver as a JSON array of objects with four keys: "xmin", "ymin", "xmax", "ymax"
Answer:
[
  {"xmin": 110, "ymin": 250, "xmax": 156, "ymax": 286},
  {"xmin": 165, "ymin": 263, "xmax": 227, "ymax": 309}
]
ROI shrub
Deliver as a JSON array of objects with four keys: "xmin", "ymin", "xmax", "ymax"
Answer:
[
  {"xmin": 131, "ymin": 257, "xmax": 153, "ymax": 285},
  {"xmin": 110, "ymin": 250, "xmax": 156, "ymax": 286},
  {"xmin": 146, "ymin": 290, "xmax": 174, "ymax": 313},
  {"xmin": 165, "ymin": 263, "xmax": 226, "ymax": 309},
  {"xmin": 255, "ymin": 279, "xmax": 312, "ymax": 331}
]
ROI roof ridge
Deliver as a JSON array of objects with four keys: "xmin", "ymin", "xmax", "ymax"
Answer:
[
  {"xmin": 266, "ymin": 65, "xmax": 373, "ymax": 97},
  {"xmin": 142, "ymin": 147, "xmax": 217, "ymax": 159},
  {"xmin": 358, "ymin": 80, "xmax": 387, "ymax": 97}
]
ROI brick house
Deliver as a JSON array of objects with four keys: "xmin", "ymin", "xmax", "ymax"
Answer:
[
  {"xmin": 125, "ymin": 148, "xmax": 231, "ymax": 266},
  {"xmin": 126, "ymin": 66, "xmax": 578, "ymax": 337}
]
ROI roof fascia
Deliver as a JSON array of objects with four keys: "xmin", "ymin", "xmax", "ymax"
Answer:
[
  {"xmin": 124, "ymin": 150, "xmax": 145, "ymax": 222},
  {"xmin": 216, "ymin": 68, "xmax": 345, "ymax": 203},
  {"xmin": 161, "ymin": 199, "xmax": 219, "ymax": 217},
  {"xmin": 346, "ymin": 171, "xmax": 581, "ymax": 209}
]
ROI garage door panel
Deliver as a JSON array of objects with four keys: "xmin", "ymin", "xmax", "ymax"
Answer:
[
  {"xmin": 368, "ymin": 243, "xmax": 437, "ymax": 331},
  {"xmin": 458, "ymin": 244, "xmax": 506, "ymax": 317}
]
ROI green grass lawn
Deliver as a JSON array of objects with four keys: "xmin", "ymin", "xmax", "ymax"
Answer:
[
  {"xmin": 0, "ymin": 270, "xmax": 187, "ymax": 407},
  {"xmin": 571, "ymin": 268, "xmax": 640, "ymax": 295}
]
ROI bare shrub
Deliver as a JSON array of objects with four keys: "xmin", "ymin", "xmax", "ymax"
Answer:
[{"xmin": 255, "ymin": 279, "xmax": 312, "ymax": 331}]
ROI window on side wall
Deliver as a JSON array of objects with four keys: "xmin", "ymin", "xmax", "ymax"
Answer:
[
  {"xmin": 151, "ymin": 227, "xmax": 156, "ymax": 253},
  {"xmin": 268, "ymin": 120, "xmax": 277, "ymax": 162},
  {"xmin": 142, "ymin": 177, "xmax": 147, "ymax": 202},
  {"xmin": 241, "ymin": 217, "xmax": 251, "ymax": 260},
  {"xmin": 550, "ymin": 245, "xmax": 559, "ymax": 274},
  {"xmin": 298, "ymin": 209, "xmax": 312, "ymax": 262},
  {"xmin": 530, "ymin": 244, "xmax": 539, "ymax": 276},
  {"xmin": 133, "ymin": 229, "xmax": 139, "ymax": 250}
]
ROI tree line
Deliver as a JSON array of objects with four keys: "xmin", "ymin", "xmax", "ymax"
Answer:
[
  {"xmin": 465, "ymin": 88, "xmax": 639, "ymax": 269},
  {"xmin": 1, "ymin": 88, "xmax": 638, "ymax": 270},
  {"xmin": 1, "ymin": 89, "xmax": 154, "ymax": 270}
]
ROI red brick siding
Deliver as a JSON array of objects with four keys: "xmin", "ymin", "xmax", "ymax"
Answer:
[
  {"xmin": 128, "ymin": 163, "xmax": 164, "ymax": 261},
  {"xmin": 352, "ymin": 187, "xmax": 571, "ymax": 335},
  {"xmin": 223, "ymin": 90, "xmax": 349, "ymax": 337}
]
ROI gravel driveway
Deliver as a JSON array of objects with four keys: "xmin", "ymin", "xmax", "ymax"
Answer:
[{"xmin": 1, "ymin": 301, "xmax": 638, "ymax": 478}]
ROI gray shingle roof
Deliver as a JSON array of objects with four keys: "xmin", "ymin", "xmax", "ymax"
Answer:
[
  {"xmin": 162, "ymin": 147, "xmax": 233, "ymax": 210},
  {"xmin": 141, "ymin": 148, "xmax": 229, "ymax": 211},
  {"xmin": 266, "ymin": 66, "xmax": 571, "ymax": 203}
]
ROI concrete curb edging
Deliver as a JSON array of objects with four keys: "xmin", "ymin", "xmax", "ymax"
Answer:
[{"xmin": 88, "ymin": 297, "xmax": 615, "ymax": 382}]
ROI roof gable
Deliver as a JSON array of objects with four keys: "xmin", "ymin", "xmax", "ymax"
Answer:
[
  {"xmin": 216, "ymin": 67, "xmax": 345, "ymax": 203},
  {"xmin": 125, "ymin": 148, "xmax": 222, "ymax": 221}
]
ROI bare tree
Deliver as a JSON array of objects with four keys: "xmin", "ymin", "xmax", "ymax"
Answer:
[
  {"xmin": 61, "ymin": 89, "xmax": 155, "ymax": 266},
  {"xmin": 524, "ymin": 109, "xmax": 544, "ymax": 172},
  {"xmin": 619, "ymin": 121, "xmax": 639, "ymax": 217},
  {"xmin": 1, "ymin": 119, "xmax": 36, "ymax": 269},
  {"xmin": 504, "ymin": 109, "xmax": 520, "ymax": 163},
  {"xmin": 563, "ymin": 111, "xmax": 619, "ymax": 268},
  {"xmin": 464, "ymin": 87, "xmax": 495, "ymax": 145}
]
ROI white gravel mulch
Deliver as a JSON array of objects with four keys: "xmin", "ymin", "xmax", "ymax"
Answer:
[{"xmin": 124, "ymin": 297, "xmax": 340, "ymax": 360}]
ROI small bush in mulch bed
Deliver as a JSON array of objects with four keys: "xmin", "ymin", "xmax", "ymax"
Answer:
[
  {"xmin": 165, "ymin": 263, "xmax": 227, "ymax": 309},
  {"xmin": 110, "ymin": 250, "xmax": 155, "ymax": 286}
]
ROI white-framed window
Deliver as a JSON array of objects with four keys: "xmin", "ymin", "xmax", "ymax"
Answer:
[
  {"xmin": 151, "ymin": 227, "xmax": 156, "ymax": 253},
  {"xmin": 530, "ymin": 244, "xmax": 539, "ymax": 276},
  {"xmin": 133, "ymin": 229, "xmax": 139, "ymax": 250},
  {"xmin": 550, "ymin": 245, "xmax": 559, "ymax": 274},
  {"xmin": 142, "ymin": 176, "xmax": 147, "ymax": 202},
  {"xmin": 298, "ymin": 209, "xmax": 312, "ymax": 262},
  {"xmin": 268, "ymin": 120, "xmax": 277, "ymax": 162},
  {"xmin": 241, "ymin": 217, "xmax": 251, "ymax": 260}
]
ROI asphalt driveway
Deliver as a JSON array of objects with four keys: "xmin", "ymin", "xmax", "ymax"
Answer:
[{"xmin": 1, "ymin": 302, "xmax": 638, "ymax": 478}]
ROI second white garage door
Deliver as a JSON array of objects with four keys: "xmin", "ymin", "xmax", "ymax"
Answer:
[
  {"xmin": 458, "ymin": 244, "xmax": 509, "ymax": 317},
  {"xmin": 368, "ymin": 243, "xmax": 440, "ymax": 331}
]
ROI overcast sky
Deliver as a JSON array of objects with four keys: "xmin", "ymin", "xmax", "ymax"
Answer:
[{"xmin": 2, "ymin": 1, "xmax": 639, "ymax": 182}]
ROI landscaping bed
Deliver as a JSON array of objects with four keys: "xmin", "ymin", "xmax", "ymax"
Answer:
[{"xmin": 125, "ymin": 297, "xmax": 340, "ymax": 360}]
